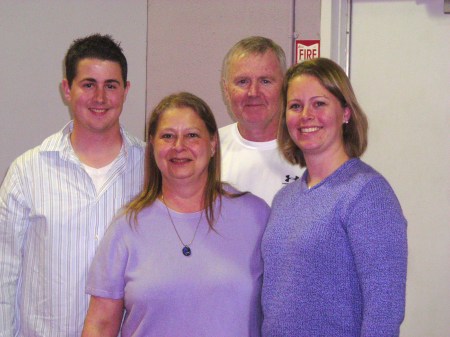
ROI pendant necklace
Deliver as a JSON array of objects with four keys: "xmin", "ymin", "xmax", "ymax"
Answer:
[{"xmin": 161, "ymin": 195, "xmax": 203, "ymax": 257}]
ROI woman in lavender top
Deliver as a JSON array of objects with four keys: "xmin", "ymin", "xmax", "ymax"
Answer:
[
  {"xmin": 261, "ymin": 58, "xmax": 407, "ymax": 337},
  {"xmin": 82, "ymin": 92, "xmax": 269, "ymax": 337}
]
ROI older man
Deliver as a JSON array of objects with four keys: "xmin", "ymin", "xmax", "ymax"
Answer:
[{"xmin": 220, "ymin": 36, "xmax": 304, "ymax": 205}]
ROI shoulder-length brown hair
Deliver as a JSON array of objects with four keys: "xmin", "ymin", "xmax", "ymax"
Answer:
[
  {"xmin": 278, "ymin": 58, "xmax": 368, "ymax": 167},
  {"xmin": 124, "ymin": 92, "xmax": 239, "ymax": 229}
]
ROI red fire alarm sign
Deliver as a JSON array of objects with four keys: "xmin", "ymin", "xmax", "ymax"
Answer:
[{"xmin": 296, "ymin": 40, "xmax": 320, "ymax": 63}]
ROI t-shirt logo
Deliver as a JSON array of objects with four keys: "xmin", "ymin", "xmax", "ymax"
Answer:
[{"xmin": 284, "ymin": 175, "xmax": 300, "ymax": 184}]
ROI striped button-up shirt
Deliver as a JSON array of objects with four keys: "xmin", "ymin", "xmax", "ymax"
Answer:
[{"xmin": 0, "ymin": 121, "xmax": 145, "ymax": 336}]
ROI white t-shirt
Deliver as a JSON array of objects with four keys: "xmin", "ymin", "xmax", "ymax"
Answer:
[
  {"xmin": 83, "ymin": 161, "xmax": 114, "ymax": 194},
  {"xmin": 219, "ymin": 123, "xmax": 304, "ymax": 205}
]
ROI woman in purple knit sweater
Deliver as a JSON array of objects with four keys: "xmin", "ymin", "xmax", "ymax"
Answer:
[{"xmin": 261, "ymin": 58, "xmax": 407, "ymax": 337}]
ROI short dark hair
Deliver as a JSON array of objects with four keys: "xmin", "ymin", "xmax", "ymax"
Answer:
[
  {"xmin": 279, "ymin": 58, "xmax": 368, "ymax": 167},
  {"xmin": 64, "ymin": 34, "xmax": 128, "ymax": 87}
]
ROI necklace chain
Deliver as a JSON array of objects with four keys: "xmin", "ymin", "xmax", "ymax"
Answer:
[{"xmin": 161, "ymin": 195, "xmax": 203, "ymax": 255}]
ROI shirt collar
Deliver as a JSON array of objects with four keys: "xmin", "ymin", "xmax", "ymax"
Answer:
[{"xmin": 39, "ymin": 120, "xmax": 143, "ymax": 161}]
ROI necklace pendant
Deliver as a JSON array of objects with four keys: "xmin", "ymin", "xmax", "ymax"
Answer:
[{"xmin": 182, "ymin": 246, "xmax": 192, "ymax": 257}]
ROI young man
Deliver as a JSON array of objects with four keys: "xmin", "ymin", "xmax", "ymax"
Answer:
[
  {"xmin": 220, "ymin": 36, "xmax": 304, "ymax": 205},
  {"xmin": 0, "ymin": 34, "xmax": 145, "ymax": 336}
]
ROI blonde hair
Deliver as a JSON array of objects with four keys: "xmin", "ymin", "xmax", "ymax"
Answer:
[{"xmin": 279, "ymin": 58, "xmax": 368, "ymax": 167}]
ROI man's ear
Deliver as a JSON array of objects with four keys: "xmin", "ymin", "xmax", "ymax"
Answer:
[
  {"xmin": 61, "ymin": 79, "xmax": 71, "ymax": 102},
  {"xmin": 124, "ymin": 81, "xmax": 131, "ymax": 101},
  {"xmin": 222, "ymin": 78, "xmax": 231, "ymax": 102}
]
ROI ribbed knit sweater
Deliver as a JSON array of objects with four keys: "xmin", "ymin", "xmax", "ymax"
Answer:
[{"xmin": 261, "ymin": 158, "xmax": 407, "ymax": 337}]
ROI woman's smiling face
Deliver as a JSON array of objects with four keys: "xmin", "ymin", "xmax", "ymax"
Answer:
[
  {"xmin": 151, "ymin": 106, "xmax": 216, "ymax": 186},
  {"xmin": 285, "ymin": 74, "xmax": 351, "ymax": 160}
]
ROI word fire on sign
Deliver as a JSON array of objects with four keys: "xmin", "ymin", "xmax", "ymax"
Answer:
[{"xmin": 296, "ymin": 40, "xmax": 320, "ymax": 63}]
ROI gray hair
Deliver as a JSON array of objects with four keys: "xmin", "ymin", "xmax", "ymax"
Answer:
[{"xmin": 222, "ymin": 36, "xmax": 286, "ymax": 81}]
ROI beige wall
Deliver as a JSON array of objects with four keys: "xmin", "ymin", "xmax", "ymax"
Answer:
[
  {"xmin": 146, "ymin": 0, "xmax": 320, "ymax": 128},
  {"xmin": 0, "ymin": 0, "xmax": 148, "ymax": 181},
  {"xmin": 323, "ymin": 1, "xmax": 450, "ymax": 335},
  {"xmin": 0, "ymin": 1, "xmax": 449, "ymax": 336},
  {"xmin": 349, "ymin": 1, "xmax": 450, "ymax": 336},
  {"xmin": 0, "ymin": 0, "xmax": 320, "ymax": 180}
]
